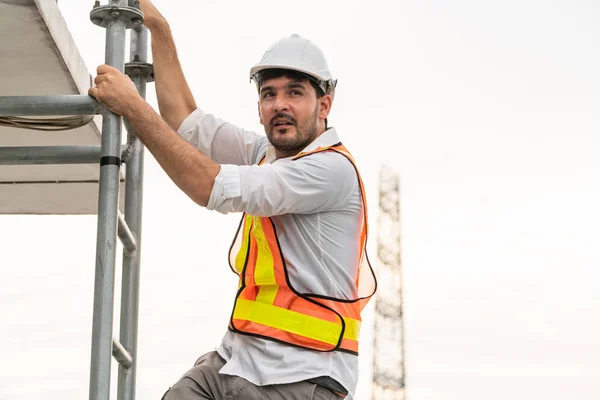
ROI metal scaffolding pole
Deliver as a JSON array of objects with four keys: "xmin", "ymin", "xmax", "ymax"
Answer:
[
  {"xmin": 118, "ymin": 18, "xmax": 151, "ymax": 400},
  {"xmin": 0, "ymin": 95, "xmax": 102, "ymax": 116},
  {"xmin": 89, "ymin": 1, "xmax": 128, "ymax": 399},
  {"xmin": 0, "ymin": 1, "xmax": 149, "ymax": 399}
]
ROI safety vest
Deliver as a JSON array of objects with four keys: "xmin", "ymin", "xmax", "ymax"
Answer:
[{"xmin": 227, "ymin": 142, "xmax": 376, "ymax": 354}]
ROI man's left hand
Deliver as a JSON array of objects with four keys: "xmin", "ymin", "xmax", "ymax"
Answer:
[{"xmin": 89, "ymin": 64, "xmax": 141, "ymax": 117}]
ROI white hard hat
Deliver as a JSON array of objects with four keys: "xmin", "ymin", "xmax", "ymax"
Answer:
[{"xmin": 250, "ymin": 34, "xmax": 337, "ymax": 95}]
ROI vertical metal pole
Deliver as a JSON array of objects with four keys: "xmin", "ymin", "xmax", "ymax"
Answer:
[
  {"xmin": 89, "ymin": 2, "xmax": 128, "ymax": 400},
  {"xmin": 117, "ymin": 23, "xmax": 148, "ymax": 400}
]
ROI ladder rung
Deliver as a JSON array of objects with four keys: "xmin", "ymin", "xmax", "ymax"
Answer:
[
  {"xmin": 118, "ymin": 212, "xmax": 137, "ymax": 255},
  {"xmin": 112, "ymin": 337, "xmax": 133, "ymax": 370}
]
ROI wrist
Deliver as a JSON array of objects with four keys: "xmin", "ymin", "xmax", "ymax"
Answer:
[{"xmin": 123, "ymin": 95, "xmax": 147, "ymax": 121}]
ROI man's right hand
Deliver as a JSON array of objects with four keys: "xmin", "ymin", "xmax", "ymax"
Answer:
[{"xmin": 137, "ymin": 0, "xmax": 165, "ymax": 29}]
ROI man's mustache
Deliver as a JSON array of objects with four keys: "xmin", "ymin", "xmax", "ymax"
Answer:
[{"xmin": 270, "ymin": 113, "xmax": 297, "ymax": 127}]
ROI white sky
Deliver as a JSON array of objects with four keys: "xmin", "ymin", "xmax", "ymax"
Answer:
[{"xmin": 1, "ymin": 0, "xmax": 599, "ymax": 399}]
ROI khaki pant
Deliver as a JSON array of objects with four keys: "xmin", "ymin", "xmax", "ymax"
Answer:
[{"xmin": 162, "ymin": 351, "xmax": 339, "ymax": 400}]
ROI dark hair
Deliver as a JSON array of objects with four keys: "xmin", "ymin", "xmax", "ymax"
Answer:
[{"xmin": 254, "ymin": 68, "xmax": 325, "ymax": 98}]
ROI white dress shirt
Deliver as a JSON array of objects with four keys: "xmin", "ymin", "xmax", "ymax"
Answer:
[{"xmin": 178, "ymin": 108, "xmax": 365, "ymax": 399}]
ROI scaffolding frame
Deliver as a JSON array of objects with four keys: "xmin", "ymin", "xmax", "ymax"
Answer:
[{"xmin": 0, "ymin": 1, "xmax": 152, "ymax": 400}]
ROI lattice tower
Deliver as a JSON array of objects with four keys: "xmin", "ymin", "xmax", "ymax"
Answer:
[{"xmin": 371, "ymin": 166, "xmax": 407, "ymax": 400}]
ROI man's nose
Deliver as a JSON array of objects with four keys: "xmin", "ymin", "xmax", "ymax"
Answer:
[{"xmin": 273, "ymin": 96, "xmax": 289, "ymax": 112}]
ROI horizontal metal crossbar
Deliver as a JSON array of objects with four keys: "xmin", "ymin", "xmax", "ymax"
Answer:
[
  {"xmin": 0, "ymin": 146, "xmax": 102, "ymax": 165},
  {"xmin": 0, "ymin": 145, "xmax": 134, "ymax": 165},
  {"xmin": 0, "ymin": 95, "xmax": 102, "ymax": 116}
]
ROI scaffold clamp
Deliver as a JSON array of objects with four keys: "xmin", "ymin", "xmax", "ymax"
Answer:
[
  {"xmin": 125, "ymin": 58, "xmax": 155, "ymax": 83},
  {"xmin": 90, "ymin": 4, "xmax": 144, "ymax": 29}
]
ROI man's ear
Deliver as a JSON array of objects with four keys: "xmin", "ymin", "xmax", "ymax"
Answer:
[
  {"xmin": 318, "ymin": 95, "xmax": 333, "ymax": 120},
  {"xmin": 258, "ymin": 101, "xmax": 264, "ymax": 126}
]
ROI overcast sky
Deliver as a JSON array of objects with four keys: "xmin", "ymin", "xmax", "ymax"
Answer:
[{"xmin": 1, "ymin": 0, "xmax": 599, "ymax": 399}]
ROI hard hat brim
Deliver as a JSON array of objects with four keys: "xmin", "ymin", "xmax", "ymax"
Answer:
[
  {"xmin": 249, "ymin": 64, "xmax": 328, "ymax": 85},
  {"xmin": 249, "ymin": 64, "xmax": 337, "ymax": 97}
]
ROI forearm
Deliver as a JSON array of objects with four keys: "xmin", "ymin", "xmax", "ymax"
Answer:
[
  {"xmin": 146, "ymin": 18, "xmax": 197, "ymax": 130},
  {"xmin": 125, "ymin": 99, "xmax": 219, "ymax": 207}
]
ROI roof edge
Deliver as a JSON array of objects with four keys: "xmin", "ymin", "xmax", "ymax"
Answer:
[
  {"xmin": 34, "ymin": 0, "xmax": 100, "ymax": 136},
  {"xmin": 34, "ymin": 0, "xmax": 92, "ymax": 96}
]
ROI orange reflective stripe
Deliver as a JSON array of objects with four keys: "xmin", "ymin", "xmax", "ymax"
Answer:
[
  {"xmin": 339, "ymin": 337, "xmax": 359, "ymax": 353},
  {"xmin": 260, "ymin": 217, "xmax": 287, "ymax": 284}
]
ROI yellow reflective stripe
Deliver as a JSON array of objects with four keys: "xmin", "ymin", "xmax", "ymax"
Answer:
[
  {"xmin": 233, "ymin": 299, "xmax": 362, "ymax": 345},
  {"xmin": 234, "ymin": 215, "xmax": 253, "ymax": 273},
  {"xmin": 252, "ymin": 217, "xmax": 279, "ymax": 304},
  {"xmin": 343, "ymin": 316, "xmax": 361, "ymax": 341},
  {"xmin": 234, "ymin": 298, "xmax": 340, "ymax": 345}
]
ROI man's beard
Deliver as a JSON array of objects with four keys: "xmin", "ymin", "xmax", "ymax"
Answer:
[{"xmin": 265, "ymin": 106, "xmax": 319, "ymax": 154}]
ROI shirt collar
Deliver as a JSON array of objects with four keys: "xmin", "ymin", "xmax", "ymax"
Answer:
[{"xmin": 265, "ymin": 127, "xmax": 340, "ymax": 163}]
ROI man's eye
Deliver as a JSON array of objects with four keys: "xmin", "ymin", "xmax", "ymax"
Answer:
[
  {"xmin": 290, "ymin": 90, "xmax": 302, "ymax": 96},
  {"xmin": 262, "ymin": 92, "xmax": 274, "ymax": 99}
]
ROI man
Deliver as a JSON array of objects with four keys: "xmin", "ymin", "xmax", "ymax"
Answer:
[{"xmin": 89, "ymin": 1, "xmax": 376, "ymax": 399}]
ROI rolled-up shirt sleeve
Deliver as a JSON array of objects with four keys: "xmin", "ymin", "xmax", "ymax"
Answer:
[
  {"xmin": 177, "ymin": 108, "xmax": 268, "ymax": 166},
  {"xmin": 207, "ymin": 152, "xmax": 358, "ymax": 216}
]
